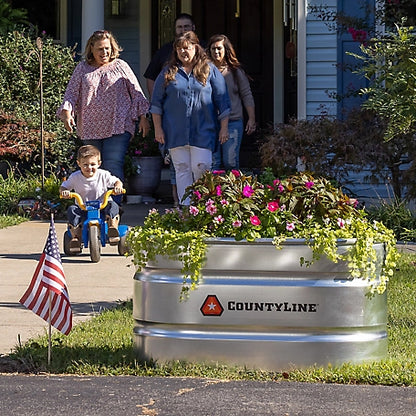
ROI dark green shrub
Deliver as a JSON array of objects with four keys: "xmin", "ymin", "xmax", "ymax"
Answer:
[{"xmin": 0, "ymin": 31, "xmax": 78, "ymax": 174}]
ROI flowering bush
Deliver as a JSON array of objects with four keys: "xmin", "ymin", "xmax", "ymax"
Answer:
[{"xmin": 127, "ymin": 170, "xmax": 399, "ymax": 298}]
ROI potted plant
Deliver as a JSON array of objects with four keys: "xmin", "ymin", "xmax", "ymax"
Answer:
[
  {"xmin": 124, "ymin": 122, "xmax": 163, "ymax": 199},
  {"xmin": 127, "ymin": 170, "xmax": 399, "ymax": 370}
]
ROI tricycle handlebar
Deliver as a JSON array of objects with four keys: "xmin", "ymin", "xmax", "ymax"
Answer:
[{"xmin": 61, "ymin": 189, "xmax": 126, "ymax": 210}]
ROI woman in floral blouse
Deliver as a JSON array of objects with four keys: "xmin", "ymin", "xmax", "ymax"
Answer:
[{"xmin": 57, "ymin": 30, "xmax": 150, "ymax": 204}]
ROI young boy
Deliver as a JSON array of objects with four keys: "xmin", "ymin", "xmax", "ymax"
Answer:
[{"xmin": 60, "ymin": 145, "xmax": 124, "ymax": 250}]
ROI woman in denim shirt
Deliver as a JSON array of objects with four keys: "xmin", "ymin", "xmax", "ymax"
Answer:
[{"xmin": 151, "ymin": 31, "xmax": 230, "ymax": 206}]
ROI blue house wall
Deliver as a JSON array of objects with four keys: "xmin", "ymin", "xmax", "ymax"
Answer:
[{"xmin": 337, "ymin": 0, "xmax": 375, "ymax": 117}]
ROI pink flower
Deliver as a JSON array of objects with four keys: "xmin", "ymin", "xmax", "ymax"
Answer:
[
  {"xmin": 189, "ymin": 205, "xmax": 199, "ymax": 216},
  {"xmin": 232, "ymin": 220, "xmax": 242, "ymax": 228},
  {"xmin": 206, "ymin": 198, "xmax": 215, "ymax": 206},
  {"xmin": 206, "ymin": 204, "xmax": 217, "ymax": 215},
  {"xmin": 243, "ymin": 186, "xmax": 254, "ymax": 198},
  {"xmin": 213, "ymin": 170, "xmax": 226, "ymax": 174},
  {"xmin": 267, "ymin": 201, "xmax": 279, "ymax": 212},
  {"xmin": 214, "ymin": 215, "xmax": 225, "ymax": 224},
  {"xmin": 305, "ymin": 181, "xmax": 314, "ymax": 189},
  {"xmin": 216, "ymin": 185, "xmax": 222, "ymax": 196},
  {"xmin": 278, "ymin": 184, "xmax": 284, "ymax": 193},
  {"xmin": 273, "ymin": 179, "xmax": 280, "ymax": 186},
  {"xmin": 193, "ymin": 190, "xmax": 202, "ymax": 199},
  {"xmin": 231, "ymin": 170, "xmax": 240, "ymax": 177},
  {"xmin": 286, "ymin": 222, "xmax": 295, "ymax": 231},
  {"xmin": 348, "ymin": 27, "xmax": 368, "ymax": 43},
  {"xmin": 337, "ymin": 218, "xmax": 346, "ymax": 228},
  {"xmin": 220, "ymin": 199, "xmax": 229, "ymax": 206},
  {"xmin": 349, "ymin": 198, "xmax": 359, "ymax": 208},
  {"xmin": 250, "ymin": 216, "xmax": 261, "ymax": 226}
]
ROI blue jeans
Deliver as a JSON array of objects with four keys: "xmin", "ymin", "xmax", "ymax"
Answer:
[
  {"xmin": 83, "ymin": 132, "xmax": 131, "ymax": 205},
  {"xmin": 83, "ymin": 131, "xmax": 131, "ymax": 180},
  {"xmin": 212, "ymin": 119, "xmax": 244, "ymax": 170},
  {"xmin": 67, "ymin": 201, "xmax": 119, "ymax": 227}
]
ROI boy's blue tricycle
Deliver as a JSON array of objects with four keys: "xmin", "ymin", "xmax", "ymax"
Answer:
[{"xmin": 62, "ymin": 189, "xmax": 129, "ymax": 263}]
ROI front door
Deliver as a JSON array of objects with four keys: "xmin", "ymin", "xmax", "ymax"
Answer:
[
  {"xmin": 192, "ymin": 0, "xmax": 275, "ymax": 129},
  {"xmin": 152, "ymin": 0, "xmax": 296, "ymax": 168}
]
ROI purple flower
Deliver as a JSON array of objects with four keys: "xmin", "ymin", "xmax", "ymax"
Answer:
[
  {"xmin": 231, "ymin": 170, "xmax": 240, "ymax": 177},
  {"xmin": 305, "ymin": 181, "xmax": 314, "ymax": 189},
  {"xmin": 243, "ymin": 186, "xmax": 254, "ymax": 198},
  {"xmin": 216, "ymin": 185, "xmax": 222, "ymax": 196},
  {"xmin": 193, "ymin": 190, "xmax": 202, "ymax": 199}
]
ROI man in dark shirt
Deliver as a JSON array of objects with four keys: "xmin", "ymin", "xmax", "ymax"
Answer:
[{"xmin": 144, "ymin": 13, "xmax": 195, "ymax": 96}]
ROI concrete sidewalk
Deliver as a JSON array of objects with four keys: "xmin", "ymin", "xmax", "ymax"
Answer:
[{"xmin": 0, "ymin": 201, "xmax": 171, "ymax": 355}]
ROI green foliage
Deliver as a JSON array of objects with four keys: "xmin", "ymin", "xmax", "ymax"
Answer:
[
  {"xmin": 367, "ymin": 198, "xmax": 416, "ymax": 242},
  {"xmin": 0, "ymin": 0, "xmax": 29, "ymax": 35},
  {"xmin": 8, "ymin": 254, "xmax": 416, "ymax": 384},
  {"xmin": 0, "ymin": 168, "xmax": 69, "ymax": 218},
  {"xmin": 0, "ymin": 30, "xmax": 77, "ymax": 173},
  {"xmin": 127, "ymin": 170, "xmax": 398, "ymax": 297},
  {"xmin": 350, "ymin": 23, "xmax": 416, "ymax": 142},
  {"xmin": 0, "ymin": 213, "xmax": 27, "ymax": 228},
  {"xmin": 0, "ymin": 31, "xmax": 75, "ymax": 128}
]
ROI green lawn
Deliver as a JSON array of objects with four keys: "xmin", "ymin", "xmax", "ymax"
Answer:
[{"xmin": 8, "ymin": 251, "xmax": 416, "ymax": 385}]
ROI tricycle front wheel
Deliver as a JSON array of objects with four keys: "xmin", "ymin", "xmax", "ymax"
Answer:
[{"xmin": 89, "ymin": 225, "xmax": 101, "ymax": 263}]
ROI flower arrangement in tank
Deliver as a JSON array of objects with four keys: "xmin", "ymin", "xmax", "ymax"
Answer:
[{"xmin": 127, "ymin": 169, "xmax": 399, "ymax": 298}]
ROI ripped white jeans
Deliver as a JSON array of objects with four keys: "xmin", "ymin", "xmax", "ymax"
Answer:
[{"xmin": 170, "ymin": 145, "xmax": 212, "ymax": 205}]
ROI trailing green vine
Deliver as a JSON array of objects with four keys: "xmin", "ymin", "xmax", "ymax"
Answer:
[{"xmin": 127, "ymin": 171, "xmax": 399, "ymax": 298}]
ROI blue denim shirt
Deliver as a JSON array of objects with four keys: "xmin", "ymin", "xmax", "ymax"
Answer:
[{"xmin": 150, "ymin": 62, "xmax": 231, "ymax": 151}]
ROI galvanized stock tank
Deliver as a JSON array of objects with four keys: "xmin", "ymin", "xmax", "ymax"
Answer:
[{"xmin": 132, "ymin": 238, "xmax": 387, "ymax": 371}]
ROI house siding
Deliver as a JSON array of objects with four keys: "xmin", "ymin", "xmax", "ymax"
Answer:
[
  {"xmin": 306, "ymin": 0, "xmax": 338, "ymax": 118},
  {"xmin": 105, "ymin": 2, "xmax": 141, "ymax": 81}
]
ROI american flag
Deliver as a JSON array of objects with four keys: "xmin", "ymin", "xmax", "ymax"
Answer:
[{"xmin": 19, "ymin": 218, "xmax": 72, "ymax": 335}]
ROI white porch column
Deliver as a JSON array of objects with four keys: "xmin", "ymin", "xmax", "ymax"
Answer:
[{"xmin": 81, "ymin": 0, "xmax": 105, "ymax": 52}]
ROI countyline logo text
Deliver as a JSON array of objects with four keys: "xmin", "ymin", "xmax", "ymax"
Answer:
[{"xmin": 227, "ymin": 301, "xmax": 318, "ymax": 313}]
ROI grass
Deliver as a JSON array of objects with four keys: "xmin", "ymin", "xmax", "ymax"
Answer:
[
  {"xmin": 6, "ymin": 252, "xmax": 416, "ymax": 385},
  {"xmin": 0, "ymin": 214, "xmax": 27, "ymax": 229}
]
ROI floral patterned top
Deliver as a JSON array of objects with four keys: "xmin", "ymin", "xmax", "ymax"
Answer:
[{"xmin": 57, "ymin": 59, "xmax": 150, "ymax": 140}]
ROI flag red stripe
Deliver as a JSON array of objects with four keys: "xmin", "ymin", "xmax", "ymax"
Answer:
[
  {"xmin": 19, "ymin": 220, "xmax": 72, "ymax": 335},
  {"xmin": 19, "ymin": 253, "xmax": 46, "ymax": 305}
]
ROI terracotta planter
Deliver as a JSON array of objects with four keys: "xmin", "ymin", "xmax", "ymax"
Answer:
[{"xmin": 132, "ymin": 238, "xmax": 387, "ymax": 371}]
